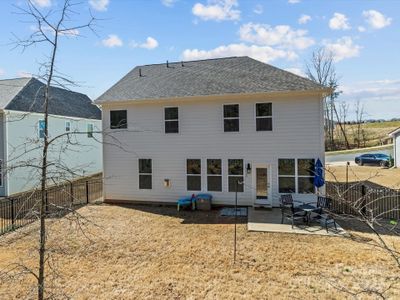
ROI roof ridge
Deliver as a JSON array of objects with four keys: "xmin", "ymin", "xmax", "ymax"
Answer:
[{"xmin": 138, "ymin": 56, "xmax": 244, "ymax": 67}]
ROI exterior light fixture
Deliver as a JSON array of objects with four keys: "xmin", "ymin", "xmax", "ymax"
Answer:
[
  {"xmin": 246, "ymin": 163, "xmax": 252, "ymax": 174},
  {"xmin": 164, "ymin": 179, "xmax": 171, "ymax": 188}
]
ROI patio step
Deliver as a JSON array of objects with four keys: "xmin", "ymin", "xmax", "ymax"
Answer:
[{"xmin": 253, "ymin": 199, "xmax": 272, "ymax": 208}]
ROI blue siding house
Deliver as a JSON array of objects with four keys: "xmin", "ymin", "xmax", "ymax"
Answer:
[{"xmin": 0, "ymin": 77, "xmax": 102, "ymax": 196}]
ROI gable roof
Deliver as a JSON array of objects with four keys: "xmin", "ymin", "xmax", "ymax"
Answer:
[
  {"xmin": 0, "ymin": 77, "xmax": 101, "ymax": 119},
  {"xmin": 96, "ymin": 56, "xmax": 328, "ymax": 104}
]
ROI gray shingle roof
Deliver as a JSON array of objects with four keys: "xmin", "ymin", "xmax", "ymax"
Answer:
[
  {"xmin": 0, "ymin": 78, "xmax": 101, "ymax": 120},
  {"xmin": 96, "ymin": 56, "xmax": 326, "ymax": 104}
]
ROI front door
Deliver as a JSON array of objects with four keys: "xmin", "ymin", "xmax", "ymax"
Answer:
[{"xmin": 256, "ymin": 167, "xmax": 269, "ymax": 200}]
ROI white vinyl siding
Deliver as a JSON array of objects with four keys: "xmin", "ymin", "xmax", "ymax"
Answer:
[{"xmin": 101, "ymin": 94, "xmax": 324, "ymax": 206}]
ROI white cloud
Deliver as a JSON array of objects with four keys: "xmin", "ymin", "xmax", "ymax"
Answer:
[
  {"xmin": 131, "ymin": 37, "xmax": 159, "ymax": 50},
  {"xmin": 341, "ymin": 79, "xmax": 400, "ymax": 120},
  {"xmin": 239, "ymin": 23, "xmax": 315, "ymax": 50},
  {"xmin": 284, "ymin": 67, "xmax": 306, "ymax": 77},
  {"xmin": 0, "ymin": 68, "xmax": 5, "ymax": 77},
  {"xmin": 192, "ymin": 0, "xmax": 240, "ymax": 21},
  {"xmin": 32, "ymin": 0, "xmax": 51, "ymax": 7},
  {"xmin": 358, "ymin": 26, "xmax": 366, "ymax": 32},
  {"xmin": 101, "ymin": 34, "xmax": 123, "ymax": 48},
  {"xmin": 362, "ymin": 10, "xmax": 392, "ymax": 29},
  {"xmin": 89, "ymin": 0, "xmax": 109, "ymax": 12},
  {"xmin": 161, "ymin": 0, "xmax": 178, "ymax": 7},
  {"xmin": 324, "ymin": 37, "xmax": 361, "ymax": 62},
  {"xmin": 298, "ymin": 14, "xmax": 311, "ymax": 24},
  {"xmin": 288, "ymin": 0, "xmax": 300, "ymax": 4},
  {"xmin": 329, "ymin": 13, "xmax": 351, "ymax": 30},
  {"xmin": 253, "ymin": 4, "xmax": 263, "ymax": 15},
  {"xmin": 17, "ymin": 71, "xmax": 32, "ymax": 78},
  {"xmin": 182, "ymin": 43, "xmax": 297, "ymax": 63}
]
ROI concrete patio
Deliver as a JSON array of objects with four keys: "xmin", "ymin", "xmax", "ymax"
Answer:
[{"xmin": 247, "ymin": 208, "xmax": 346, "ymax": 236}]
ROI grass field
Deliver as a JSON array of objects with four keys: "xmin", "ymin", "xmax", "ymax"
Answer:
[
  {"xmin": 0, "ymin": 205, "xmax": 399, "ymax": 299},
  {"xmin": 334, "ymin": 120, "xmax": 400, "ymax": 148},
  {"xmin": 326, "ymin": 165, "xmax": 400, "ymax": 189}
]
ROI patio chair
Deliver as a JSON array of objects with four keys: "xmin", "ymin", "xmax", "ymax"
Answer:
[
  {"xmin": 312, "ymin": 196, "xmax": 337, "ymax": 232},
  {"xmin": 177, "ymin": 194, "xmax": 196, "ymax": 211},
  {"xmin": 280, "ymin": 194, "xmax": 307, "ymax": 228}
]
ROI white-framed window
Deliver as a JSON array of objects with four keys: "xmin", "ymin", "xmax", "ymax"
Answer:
[
  {"xmin": 297, "ymin": 159, "xmax": 315, "ymax": 194},
  {"xmin": 164, "ymin": 107, "xmax": 179, "ymax": 133},
  {"xmin": 223, "ymin": 104, "xmax": 239, "ymax": 132},
  {"xmin": 87, "ymin": 123, "xmax": 94, "ymax": 138},
  {"xmin": 65, "ymin": 121, "xmax": 71, "ymax": 132},
  {"xmin": 255, "ymin": 103, "xmax": 272, "ymax": 131},
  {"xmin": 38, "ymin": 119, "xmax": 45, "ymax": 139},
  {"xmin": 207, "ymin": 159, "xmax": 222, "ymax": 192},
  {"xmin": 0, "ymin": 159, "xmax": 3, "ymax": 187},
  {"xmin": 139, "ymin": 159, "xmax": 152, "ymax": 190},
  {"xmin": 110, "ymin": 110, "xmax": 127, "ymax": 129},
  {"xmin": 278, "ymin": 158, "xmax": 315, "ymax": 194},
  {"xmin": 187, "ymin": 159, "xmax": 201, "ymax": 191},
  {"xmin": 228, "ymin": 159, "xmax": 244, "ymax": 192},
  {"xmin": 278, "ymin": 159, "xmax": 296, "ymax": 193}
]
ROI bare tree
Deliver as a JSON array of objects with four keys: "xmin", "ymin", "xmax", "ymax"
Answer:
[
  {"xmin": 325, "ymin": 168, "xmax": 400, "ymax": 297},
  {"xmin": 306, "ymin": 48, "xmax": 350, "ymax": 150},
  {"xmin": 353, "ymin": 100, "xmax": 365, "ymax": 148},
  {"xmin": 11, "ymin": 1, "xmax": 97, "ymax": 299}
]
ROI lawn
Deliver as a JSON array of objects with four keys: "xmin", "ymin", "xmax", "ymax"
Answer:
[
  {"xmin": 333, "ymin": 120, "xmax": 400, "ymax": 148},
  {"xmin": 0, "ymin": 204, "xmax": 399, "ymax": 299},
  {"xmin": 327, "ymin": 165, "xmax": 400, "ymax": 189}
]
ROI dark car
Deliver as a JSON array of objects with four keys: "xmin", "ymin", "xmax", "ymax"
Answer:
[{"xmin": 355, "ymin": 153, "xmax": 390, "ymax": 167}]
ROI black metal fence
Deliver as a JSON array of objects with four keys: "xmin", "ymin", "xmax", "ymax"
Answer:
[
  {"xmin": 0, "ymin": 173, "xmax": 102, "ymax": 236},
  {"xmin": 326, "ymin": 182, "xmax": 400, "ymax": 220}
]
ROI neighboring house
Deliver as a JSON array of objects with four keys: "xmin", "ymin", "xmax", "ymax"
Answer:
[
  {"xmin": 96, "ymin": 56, "xmax": 329, "ymax": 207},
  {"xmin": 0, "ymin": 77, "xmax": 102, "ymax": 197},
  {"xmin": 389, "ymin": 127, "xmax": 400, "ymax": 167}
]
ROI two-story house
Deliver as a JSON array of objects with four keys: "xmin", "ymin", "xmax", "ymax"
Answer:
[
  {"xmin": 96, "ymin": 56, "xmax": 329, "ymax": 207},
  {"xmin": 0, "ymin": 77, "xmax": 102, "ymax": 196}
]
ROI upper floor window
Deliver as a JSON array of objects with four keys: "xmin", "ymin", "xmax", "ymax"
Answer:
[
  {"xmin": 256, "ymin": 103, "xmax": 272, "ymax": 131},
  {"xmin": 65, "ymin": 121, "xmax": 71, "ymax": 132},
  {"xmin": 228, "ymin": 159, "xmax": 244, "ymax": 192},
  {"xmin": 38, "ymin": 120, "xmax": 45, "ymax": 139},
  {"xmin": 110, "ymin": 110, "xmax": 127, "ymax": 129},
  {"xmin": 165, "ymin": 107, "xmax": 179, "ymax": 133},
  {"xmin": 139, "ymin": 159, "xmax": 152, "ymax": 189},
  {"xmin": 87, "ymin": 123, "xmax": 94, "ymax": 138},
  {"xmin": 223, "ymin": 104, "xmax": 239, "ymax": 132},
  {"xmin": 187, "ymin": 159, "xmax": 201, "ymax": 191}
]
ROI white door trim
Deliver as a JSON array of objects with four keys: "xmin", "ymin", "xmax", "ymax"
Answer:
[{"xmin": 252, "ymin": 163, "xmax": 272, "ymax": 207}]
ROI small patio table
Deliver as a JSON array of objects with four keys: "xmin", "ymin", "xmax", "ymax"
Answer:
[{"xmin": 297, "ymin": 203, "xmax": 317, "ymax": 225}]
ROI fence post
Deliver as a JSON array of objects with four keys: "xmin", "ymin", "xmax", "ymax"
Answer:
[
  {"xmin": 86, "ymin": 181, "xmax": 89, "ymax": 204},
  {"xmin": 70, "ymin": 182, "xmax": 73, "ymax": 205},
  {"xmin": 361, "ymin": 185, "xmax": 366, "ymax": 216},
  {"xmin": 11, "ymin": 198, "xmax": 15, "ymax": 229}
]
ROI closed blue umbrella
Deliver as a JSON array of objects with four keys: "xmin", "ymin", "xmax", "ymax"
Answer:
[{"xmin": 314, "ymin": 158, "xmax": 325, "ymax": 188}]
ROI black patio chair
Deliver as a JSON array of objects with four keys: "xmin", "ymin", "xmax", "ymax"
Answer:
[
  {"xmin": 280, "ymin": 194, "xmax": 307, "ymax": 228},
  {"xmin": 312, "ymin": 196, "xmax": 337, "ymax": 232}
]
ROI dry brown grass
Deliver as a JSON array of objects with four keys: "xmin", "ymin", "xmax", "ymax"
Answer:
[
  {"xmin": 0, "ymin": 204, "xmax": 399, "ymax": 299},
  {"xmin": 327, "ymin": 165, "xmax": 400, "ymax": 189}
]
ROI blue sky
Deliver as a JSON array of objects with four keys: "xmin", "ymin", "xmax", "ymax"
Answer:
[{"xmin": 0, "ymin": 0, "xmax": 399, "ymax": 120}]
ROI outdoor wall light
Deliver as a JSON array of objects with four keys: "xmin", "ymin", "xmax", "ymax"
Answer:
[
  {"xmin": 246, "ymin": 163, "xmax": 252, "ymax": 174},
  {"xmin": 164, "ymin": 179, "xmax": 171, "ymax": 188}
]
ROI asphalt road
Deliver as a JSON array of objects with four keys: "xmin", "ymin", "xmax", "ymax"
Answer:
[{"xmin": 326, "ymin": 148, "xmax": 393, "ymax": 165}]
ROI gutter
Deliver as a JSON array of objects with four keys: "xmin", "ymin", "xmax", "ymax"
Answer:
[{"xmin": 95, "ymin": 88, "xmax": 332, "ymax": 106}]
